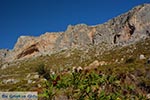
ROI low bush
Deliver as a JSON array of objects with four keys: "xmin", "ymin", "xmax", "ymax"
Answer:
[
  {"xmin": 125, "ymin": 58, "xmax": 135, "ymax": 63},
  {"xmin": 40, "ymin": 70, "xmax": 147, "ymax": 100},
  {"xmin": 36, "ymin": 64, "xmax": 50, "ymax": 80}
]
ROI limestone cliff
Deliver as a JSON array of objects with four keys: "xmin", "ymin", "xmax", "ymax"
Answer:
[{"xmin": 1, "ymin": 4, "xmax": 150, "ymax": 63}]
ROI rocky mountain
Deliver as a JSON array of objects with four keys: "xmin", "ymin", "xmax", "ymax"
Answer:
[
  {"xmin": 0, "ymin": 4, "xmax": 150, "ymax": 99},
  {"xmin": 1, "ymin": 4, "xmax": 150, "ymax": 63}
]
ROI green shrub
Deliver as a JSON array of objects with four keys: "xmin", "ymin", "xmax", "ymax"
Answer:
[
  {"xmin": 40, "ymin": 70, "xmax": 147, "ymax": 99},
  {"xmin": 125, "ymin": 58, "xmax": 135, "ymax": 63},
  {"xmin": 36, "ymin": 64, "xmax": 50, "ymax": 80}
]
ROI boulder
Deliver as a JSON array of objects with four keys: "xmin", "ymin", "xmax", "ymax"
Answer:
[
  {"xmin": 139, "ymin": 54, "xmax": 146, "ymax": 60},
  {"xmin": 38, "ymin": 84, "xmax": 41, "ymax": 88},
  {"xmin": 72, "ymin": 66, "xmax": 83, "ymax": 73},
  {"xmin": 77, "ymin": 66, "xmax": 83, "ymax": 72},
  {"xmin": 84, "ymin": 60, "xmax": 100, "ymax": 71},
  {"xmin": 2, "ymin": 79, "xmax": 19, "ymax": 84},
  {"xmin": 28, "ymin": 79, "xmax": 33, "ymax": 84},
  {"xmin": 89, "ymin": 60, "xmax": 100, "ymax": 67},
  {"xmin": 26, "ymin": 74, "xmax": 31, "ymax": 78},
  {"xmin": 1, "ymin": 64, "xmax": 8, "ymax": 70},
  {"xmin": 33, "ymin": 74, "xmax": 40, "ymax": 79},
  {"xmin": 99, "ymin": 61, "xmax": 107, "ymax": 66},
  {"xmin": 147, "ymin": 93, "xmax": 150, "ymax": 99}
]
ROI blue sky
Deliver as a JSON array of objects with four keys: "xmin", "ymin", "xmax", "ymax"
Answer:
[{"xmin": 0, "ymin": 0, "xmax": 149, "ymax": 49}]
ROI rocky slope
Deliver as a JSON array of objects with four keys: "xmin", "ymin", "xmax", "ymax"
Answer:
[
  {"xmin": 0, "ymin": 31, "xmax": 150, "ymax": 99},
  {"xmin": 1, "ymin": 4, "xmax": 150, "ymax": 63}
]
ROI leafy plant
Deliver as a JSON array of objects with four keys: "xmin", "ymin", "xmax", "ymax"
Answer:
[
  {"xmin": 40, "ymin": 80, "xmax": 56, "ymax": 99},
  {"xmin": 40, "ymin": 70, "xmax": 147, "ymax": 100}
]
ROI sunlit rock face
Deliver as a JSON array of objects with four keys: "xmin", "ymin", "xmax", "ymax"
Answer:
[{"xmin": 1, "ymin": 4, "xmax": 150, "ymax": 62}]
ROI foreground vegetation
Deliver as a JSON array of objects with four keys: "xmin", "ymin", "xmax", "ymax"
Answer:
[{"xmin": 39, "ymin": 68, "xmax": 148, "ymax": 100}]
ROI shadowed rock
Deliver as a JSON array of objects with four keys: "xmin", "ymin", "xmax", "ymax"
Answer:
[{"xmin": 17, "ymin": 44, "xmax": 39, "ymax": 59}]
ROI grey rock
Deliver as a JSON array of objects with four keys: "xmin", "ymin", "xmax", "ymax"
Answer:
[
  {"xmin": 2, "ymin": 79, "xmax": 19, "ymax": 84},
  {"xmin": 147, "ymin": 93, "xmax": 150, "ymax": 99},
  {"xmin": 37, "ymin": 84, "xmax": 41, "ymax": 88},
  {"xmin": 32, "ymin": 81, "xmax": 36, "ymax": 84},
  {"xmin": 139, "ymin": 54, "xmax": 146, "ymax": 60},
  {"xmin": 26, "ymin": 74, "xmax": 31, "ymax": 78},
  {"xmin": 27, "ymin": 79, "xmax": 33, "ymax": 84},
  {"xmin": 1, "ymin": 64, "xmax": 8, "ymax": 70},
  {"xmin": 33, "ymin": 75, "xmax": 39, "ymax": 79},
  {"xmin": 0, "ymin": 49, "xmax": 10, "ymax": 63}
]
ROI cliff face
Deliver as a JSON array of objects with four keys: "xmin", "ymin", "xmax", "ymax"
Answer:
[
  {"xmin": 13, "ymin": 33, "xmax": 61, "ymax": 59},
  {"xmin": 1, "ymin": 4, "xmax": 150, "ymax": 62}
]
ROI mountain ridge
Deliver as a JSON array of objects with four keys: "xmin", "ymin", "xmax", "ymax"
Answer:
[{"xmin": 0, "ymin": 3, "xmax": 150, "ymax": 63}]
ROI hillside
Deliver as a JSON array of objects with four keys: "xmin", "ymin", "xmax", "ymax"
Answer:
[{"xmin": 0, "ymin": 3, "xmax": 150, "ymax": 100}]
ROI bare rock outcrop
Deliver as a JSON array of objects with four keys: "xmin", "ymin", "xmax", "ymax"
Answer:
[
  {"xmin": 1, "ymin": 4, "xmax": 150, "ymax": 62},
  {"xmin": 0, "ymin": 49, "xmax": 10, "ymax": 64}
]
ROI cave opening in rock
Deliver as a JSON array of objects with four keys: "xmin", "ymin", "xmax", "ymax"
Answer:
[{"xmin": 17, "ymin": 44, "xmax": 39, "ymax": 59}]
